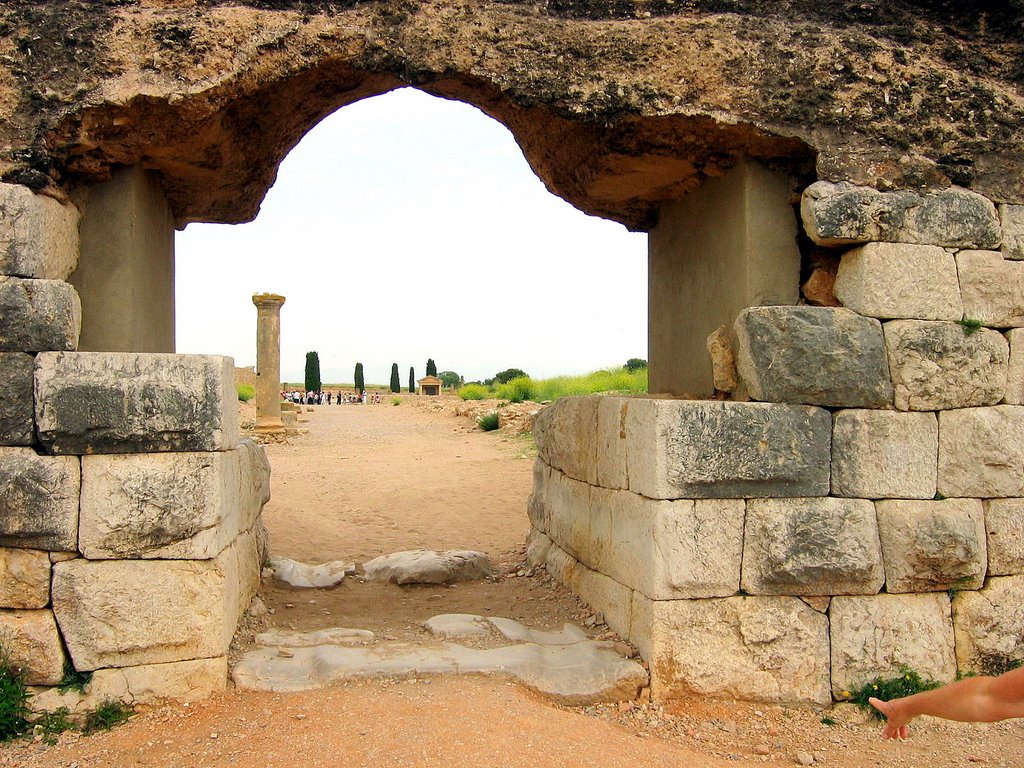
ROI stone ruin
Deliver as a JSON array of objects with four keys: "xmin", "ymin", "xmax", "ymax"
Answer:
[{"xmin": 0, "ymin": 1, "xmax": 1023, "ymax": 709}]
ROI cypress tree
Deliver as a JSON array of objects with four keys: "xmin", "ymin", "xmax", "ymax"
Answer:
[
  {"xmin": 354, "ymin": 362, "xmax": 364, "ymax": 394},
  {"xmin": 408, "ymin": 367, "xmax": 415, "ymax": 393},
  {"xmin": 389, "ymin": 363, "xmax": 401, "ymax": 393},
  {"xmin": 304, "ymin": 351, "xmax": 321, "ymax": 393},
  {"xmin": 426, "ymin": 358, "xmax": 437, "ymax": 377}
]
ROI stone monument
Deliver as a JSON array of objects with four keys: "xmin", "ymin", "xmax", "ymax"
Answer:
[{"xmin": 252, "ymin": 293, "xmax": 286, "ymax": 434}]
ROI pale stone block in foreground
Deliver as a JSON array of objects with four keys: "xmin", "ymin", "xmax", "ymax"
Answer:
[
  {"xmin": 532, "ymin": 395, "xmax": 599, "ymax": 485},
  {"xmin": 52, "ymin": 528, "xmax": 260, "ymax": 670},
  {"xmin": 542, "ymin": 541, "xmax": 633, "ymax": 641},
  {"xmin": 884, "ymin": 320, "xmax": 1008, "ymax": 410},
  {"xmin": 958, "ymin": 249, "xmax": 1024, "ymax": 328},
  {"xmin": 35, "ymin": 351, "xmax": 240, "ymax": 454},
  {"xmin": 641, "ymin": 593, "xmax": 831, "ymax": 706},
  {"xmin": 1004, "ymin": 328, "xmax": 1024, "ymax": 404},
  {"xmin": 734, "ymin": 306, "xmax": 893, "ymax": 407},
  {"xmin": 800, "ymin": 181, "xmax": 1001, "ymax": 248},
  {"xmin": 1002, "ymin": 204, "xmax": 1024, "ymax": 261},
  {"xmin": 876, "ymin": 499, "xmax": 987, "ymax": 593},
  {"xmin": 706, "ymin": 325, "xmax": 739, "ymax": 392},
  {"xmin": 625, "ymin": 399, "xmax": 831, "ymax": 499},
  {"xmin": 830, "ymin": 594, "xmax": 956, "ymax": 699},
  {"xmin": 0, "ymin": 547, "xmax": 50, "ymax": 608},
  {"xmin": 831, "ymin": 410, "xmax": 937, "ymax": 499},
  {"xmin": 0, "ymin": 352, "xmax": 34, "ymax": 445},
  {"xmin": 938, "ymin": 406, "xmax": 1024, "ymax": 498},
  {"xmin": 834, "ymin": 243, "xmax": 963, "ymax": 320},
  {"xmin": 0, "ymin": 609, "xmax": 65, "ymax": 685},
  {"xmin": 0, "ymin": 184, "xmax": 79, "ymax": 279},
  {"xmin": 952, "ymin": 576, "xmax": 1024, "ymax": 675},
  {"xmin": 80, "ymin": 438, "xmax": 270, "ymax": 559},
  {"xmin": 0, "ymin": 277, "xmax": 81, "ymax": 352},
  {"xmin": 985, "ymin": 499, "xmax": 1024, "ymax": 576},
  {"xmin": 0, "ymin": 448, "xmax": 79, "ymax": 550},
  {"xmin": 742, "ymin": 497, "xmax": 884, "ymax": 596},
  {"xmin": 595, "ymin": 396, "xmax": 629, "ymax": 490},
  {"xmin": 29, "ymin": 657, "xmax": 227, "ymax": 714}
]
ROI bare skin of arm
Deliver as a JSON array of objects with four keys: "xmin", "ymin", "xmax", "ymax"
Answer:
[{"xmin": 869, "ymin": 666, "xmax": 1024, "ymax": 740}]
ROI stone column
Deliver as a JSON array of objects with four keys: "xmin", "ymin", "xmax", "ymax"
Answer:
[{"xmin": 252, "ymin": 293, "xmax": 286, "ymax": 433}]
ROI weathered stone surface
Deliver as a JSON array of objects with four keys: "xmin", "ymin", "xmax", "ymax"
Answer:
[
  {"xmin": 29, "ymin": 657, "xmax": 227, "ymax": 713},
  {"xmin": 831, "ymin": 410, "xmax": 937, "ymax": 499},
  {"xmin": 706, "ymin": 325, "xmax": 739, "ymax": 392},
  {"xmin": 830, "ymin": 594, "xmax": 956, "ymax": 699},
  {"xmin": 79, "ymin": 439, "xmax": 270, "ymax": 559},
  {"xmin": 488, "ymin": 617, "xmax": 589, "ymax": 646},
  {"xmin": 595, "ymin": 396, "xmax": 629, "ymax": 490},
  {"xmin": 0, "ymin": 609, "xmax": 64, "ymax": 685},
  {"xmin": 625, "ymin": 399, "xmax": 831, "ymax": 499},
  {"xmin": 1004, "ymin": 328, "xmax": 1024, "ymax": 405},
  {"xmin": 544, "ymin": 542, "xmax": 633, "ymax": 642},
  {"xmin": 525, "ymin": 525, "xmax": 553, "ymax": 568},
  {"xmin": 884, "ymin": 320, "xmax": 1008, "ymax": 410},
  {"xmin": 0, "ymin": 184, "xmax": 79, "ymax": 279},
  {"xmin": 952, "ymin": 576, "xmax": 1024, "ymax": 676},
  {"xmin": 876, "ymin": 499, "xmax": 987, "ymax": 593},
  {"xmin": 957, "ymin": 250, "xmax": 1024, "ymax": 328},
  {"xmin": 801, "ymin": 182, "xmax": 1001, "ymax": 249},
  {"xmin": 1002, "ymin": 204, "xmax": 1024, "ymax": 261},
  {"xmin": 533, "ymin": 395, "xmax": 599, "ymax": 485},
  {"xmin": 0, "ymin": 352, "xmax": 34, "ymax": 445},
  {"xmin": 734, "ymin": 306, "xmax": 893, "ymax": 407},
  {"xmin": 423, "ymin": 614, "xmax": 492, "ymax": 640},
  {"xmin": 52, "ymin": 530, "xmax": 259, "ymax": 670},
  {"xmin": 0, "ymin": 448, "xmax": 79, "ymax": 550},
  {"xmin": 362, "ymin": 550, "xmax": 492, "ymax": 585},
  {"xmin": 0, "ymin": 277, "xmax": 80, "ymax": 352},
  {"xmin": 643, "ymin": 595, "xmax": 831, "ymax": 706},
  {"xmin": 801, "ymin": 267, "xmax": 840, "ymax": 307},
  {"xmin": 269, "ymin": 557, "xmax": 355, "ymax": 588},
  {"xmin": 985, "ymin": 499, "xmax": 1024, "ymax": 576},
  {"xmin": 938, "ymin": 406, "xmax": 1024, "ymax": 498},
  {"xmin": 0, "ymin": 547, "xmax": 49, "ymax": 608},
  {"xmin": 35, "ymin": 351, "xmax": 239, "ymax": 454},
  {"xmin": 742, "ymin": 498, "xmax": 884, "ymax": 596},
  {"xmin": 256, "ymin": 627, "xmax": 375, "ymax": 647},
  {"xmin": 833, "ymin": 243, "xmax": 962, "ymax": 321}
]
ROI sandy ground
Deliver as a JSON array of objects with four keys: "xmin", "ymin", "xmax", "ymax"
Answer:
[{"xmin": 5, "ymin": 397, "xmax": 1024, "ymax": 768}]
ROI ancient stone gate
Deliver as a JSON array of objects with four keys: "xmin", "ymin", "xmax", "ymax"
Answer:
[{"xmin": 1, "ymin": 1, "xmax": 1023, "ymax": 709}]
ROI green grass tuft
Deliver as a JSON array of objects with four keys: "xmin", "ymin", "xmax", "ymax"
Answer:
[
  {"xmin": 477, "ymin": 411, "xmax": 500, "ymax": 431},
  {"xmin": 848, "ymin": 667, "xmax": 941, "ymax": 719},
  {"xmin": 495, "ymin": 376, "xmax": 533, "ymax": 403},
  {"xmin": 236, "ymin": 383, "xmax": 256, "ymax": 402},
  {"xmin": 391, "ymin": 396, "xmax": 402, "ymax": 406},
  {"xmin": 957, "ymin": 318, "xmax": 983, "ymax": 335},
  {"xmin": 459, "ymin": 383, "xmax": 489, "ymax": 401},
  {"xmin": 83, "ymin": 700, "xmax": 132, "ymax": 734},
  {"xmin": 0, "ymin": 659, "xmax": 29, "ymax": 741},
  {"xmin": 820, "ymin": 715, "xmax": 837, "ymax": 727},
  {"xmin": 57, "ymin": 663, "xmax": 91, "ymax": 695}
]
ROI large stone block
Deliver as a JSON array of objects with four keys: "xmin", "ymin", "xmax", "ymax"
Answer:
[
  {"xmin": 625, "ymin": 399, "xmax": 831, "ymax": 499},
  {"xmin": 643, "ymin": 595, "xmax": 831, "ymax": 706},
  {"xmin": 35, "ymin": 352, "xmax": 239, "ymax": 454},
  {"xmin": 957, "ymin": 250, "xmax": 1024, "ymax": 328},
  {"xmin": 532, "ymin": 395, "xmax": 599, "ymax": 485},
  {"xmin": 831, "ymin": 410, "xmax": 937, "ymax": 499},
  {"xmin": 0, "ymin": 184, "xmax": 79, "ymax": 279},
  {"xmin": 830, "ymin": 594, "xmax": 956, "ymax": 699},
  {"xmin": 0, "ymin": 609, "xmax": 65, "ymax": 685},
  {"xmin": 595, "ymin": 396, "xmax": 629, "ymax": 490},
  {"xmin": 0, "ymin": 547, "xmax": 50, "ymax": 608},
  {"xmin": 885, "ymin": 320, "xmax": 1008, "ymax": 410},
  {"xmin": 52, "ymin": 528, "xmax": 259, "ymax": 670},
  {"xmin": 876, "ymin": 499, "xmax": 987, "ymax": 593},
  {"xmin": 0, "ymin": 352, "xmax": 34, "ymax": 445},
  {"xmin": 938, "ymin": 406, "xmax": 1024, "ymax": 498},
  {"xmin": 0, "ymin": 277, "xmax": 81, "ymax": 352},
  {"xmin": 0, "ymin": 448, "xmax": 79, "ymax": 550},
  {"xmin": 742, "ymin": 498, "xmax": 884, "ymax": 596},
  {"xmin": 952, "ymin": 576, "xmax": 1024, "ymax": 675},
  {"xmin": 985, "ymin": 499, "xmax": 1024, "ymax": 576},
  {"xmin": 1002, "ymin": 204, "xmax": 1024, "ymax": 261},
  {"xmin": 734, "ymin": 306, "xmax": 893, "ymax": 407},
  {"xmin": 834, "ymin": 243, "xmax": 963, "ymax": 320},
  {"xmin": 1004, "ymin": 328, "xmax": 1024, "ymax": 404},
  {"xmin": 800, "ymin": 182, "xmax": 1001, "ymax": 248},
  {"xmin": 80, "ymin": 439, "xmax": 271, "ymax": 559},
  {"xmin": 29, "ymin": 657, "xmax": 227, "ymax": 714}
]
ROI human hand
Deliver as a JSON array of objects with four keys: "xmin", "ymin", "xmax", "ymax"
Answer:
[{"xmin": 868, "ymin": 697, "xmax": 910, "ymax": 740}]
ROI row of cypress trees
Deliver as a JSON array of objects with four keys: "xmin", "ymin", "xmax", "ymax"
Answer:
[{"xmin": 303, "ymin": 352, "xmax": 439, "ymax": 395}]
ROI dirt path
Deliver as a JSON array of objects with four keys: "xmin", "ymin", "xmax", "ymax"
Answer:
[{"xmin": 4, "ymin": 398, "xmax": 1024, "ymax": 768}]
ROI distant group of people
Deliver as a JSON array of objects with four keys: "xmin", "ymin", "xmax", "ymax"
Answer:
[{"xmin": 281, "ymin": 390, "xmax": 383, "ymax": 405}]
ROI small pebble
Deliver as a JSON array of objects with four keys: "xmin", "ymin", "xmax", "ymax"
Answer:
[
  {"xmin": 752, "ymin": 745, "xmax": 771, "ymax": 756},
  {"xmin": 794, "ymin": 751, "xmax": 814, "ymax": 766}
]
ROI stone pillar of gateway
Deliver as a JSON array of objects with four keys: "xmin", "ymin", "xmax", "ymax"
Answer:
[{"xmin": 251, "ymin": 293, "xmax": 287, "ymax": 434}]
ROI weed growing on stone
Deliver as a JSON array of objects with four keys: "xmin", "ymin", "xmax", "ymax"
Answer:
[
  {"xmin": 957, "ymin": 318, "xmax": 983, "ymax": 335},
  {"xmin": 57, "ymin": 662, "xmax": 92, "ymax": 695},
  {"xmin": 477, "ymin": 411, "xmax": 500, "ymax": 431},
  {"xmin": 0, "ymin": 650, "xmax": 29, "ymax": 741},
  {"xmin": 849, "ymin": 667, "xmax": 941, "ymax": 719},
  {"xmin": 83, "ymin": 699, "xmax": 132, "ymax": 734},
  {"xmin": 36, "ymin": 707, "xmax": 75, "ymax": 744},
  {"xmin": 820, "ymin": 715, "xmax": 837, "ymax": 726}
]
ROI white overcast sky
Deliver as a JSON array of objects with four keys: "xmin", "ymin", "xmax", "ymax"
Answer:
[{"xmin": 175, "ymin": 87, "xmax": 647, "ymax": 386}]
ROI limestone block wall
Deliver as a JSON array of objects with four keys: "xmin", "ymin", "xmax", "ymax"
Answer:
[
  {"xmin": 0, "ymin": 182, "xmax": 270, "ymax": 712},
  {"xmin": 530, "ymin": 183, "xmax": 1024, "ymax": 708}
]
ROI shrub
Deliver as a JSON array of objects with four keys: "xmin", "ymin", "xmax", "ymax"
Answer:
[
  {"xmin": 438, "ymin": 371, "xmax": 461, "ymax": 388},
  {"xmin": 83, "ymin": 700, "xmax": 132, "ymax": 734},
  {"xmin": 57, "ymin": 663, "xmax": 91, "ymax": 695},
  {"xmin": 625, "ymin": 358, "xmax": 648, "ymax": 372},
  {"xmin": 236, "ymin": 383, "xmax": 256, "ymax": 402},
  {"xmin": 477, "ymin": 411, "xmax": 500, "ymax": 431},
  {"xmin": 0, "ymin": 651, "xmax": 29, "ymax": 741},
  {"xmin": 459, "ymin": 383, "xmax": 489, "ymax": 401},
  {"xmin": 391, "ymin": 396, "xmax": 402, "ymax": 406},
  {"xmin": 958, "ymin": 318, "xmax": 983, "ymax": 335},
  {"xmin": 496, "ymin": 376, "xmax": 533, "ymax": 403},
  {"xmin": 408, "ymin": 367, "xmax": 415, "ymax": 394},
  {"xmin": 847, "ymin": 667, "xmax": 941, "ymax": 719},
  {"xmin": 426, "ymin": 358, "xmax": 437, "ymax": 377},
  {"xmin": 493, "ymin": 368, "xmax": 528, "ymax": 385}
]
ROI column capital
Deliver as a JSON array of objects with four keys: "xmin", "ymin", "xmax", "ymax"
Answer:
[{"xmin": 252, "ymin": 293, "xmax": 286, "ymax": 309}]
